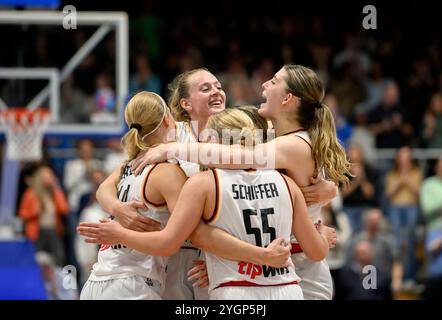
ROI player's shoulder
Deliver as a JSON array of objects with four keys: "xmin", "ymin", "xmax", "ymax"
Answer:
[
  {"xmin": 274, "ymin": 134, "xmax": 312, "ymax": 167},
  {"xmin": 149, "ymin": 162, "xmax": 187, "ymax": 181},
  {"xmin": 182, "ymin": 169, "xmax": 215, "ymax": 193},
  {"xmin": 276, "ymin": 134, "xmax": 312, "ymax": 153},
  {"xmin": 188, "ymin": 169, "xmax": 214, "ymax": 184}
]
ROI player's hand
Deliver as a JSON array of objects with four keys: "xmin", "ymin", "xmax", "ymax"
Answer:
[
  {"xmin": 300, "ymin": 176, "xmax": 337, "ymax": 206},
  {"xmin": 131, "ymin": 144, "xmax": 169, "ymax": 175},
  {"xmin": 317, "ymin": 223, "xmax": 337, "ymax": 248},
  {"xmin": 77, "ymin": 219, "xmax": 125, "ymax": 245},
  {"xmin": 111, "ymin": 200, "xmax": 161, "ymax": 232},
  {"xmin": 187, "ymin": 260, "xmax": 209, "ymax": 288},
  {"xmin": 262, "ymin": 237, "xmax": 292, "ymax": 268}
]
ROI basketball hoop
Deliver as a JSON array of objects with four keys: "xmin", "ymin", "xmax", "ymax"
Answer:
[{"xmin": 0, "ymin": 108, "xmax": 50, "ymax": 161}]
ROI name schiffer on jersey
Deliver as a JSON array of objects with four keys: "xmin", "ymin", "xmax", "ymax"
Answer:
[{"xmin": 204, "ymin": 169, "xmax": 300, "ymax": 291}]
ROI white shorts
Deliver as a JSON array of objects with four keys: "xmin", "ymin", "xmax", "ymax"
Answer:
[
  {"xmin": 210, "ymin": 283, "xmax": 303, "ymax": 300},
  {"xmin": 291, "ymin": 253, "xmax": 333, "ymax": 300},
  {"xmin": 80, "ymin": 275, "xmax": 162, "ymax": 300},
  {"xmin": 162, "ymin": 248, "xmax": 209, "ymax": 300}
]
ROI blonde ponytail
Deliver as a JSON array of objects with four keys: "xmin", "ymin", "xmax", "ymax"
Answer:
[
  {"xmin": 310, "ymin": 103, "xmax": 351, "ymax": 185},
  {"xmin": 283, "ymin": 64, "xmax": 351, "ymax": 186},
  {"xmin": 121, "ymin": 91, "xmax": 170, "ymax": 173}
]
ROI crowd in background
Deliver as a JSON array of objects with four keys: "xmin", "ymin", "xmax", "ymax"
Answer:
[{"xmin": 0, "ymin": 1, "xmax": 442, "ymax": 299}]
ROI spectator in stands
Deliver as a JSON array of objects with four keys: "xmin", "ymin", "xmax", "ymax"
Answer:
[
  {"xmin": 385, "ymin": 146, "xmax": 422, "ymax": 281},
  {"xmin": 348, "ymin": 109, "xmax": 377, "ymax": 167},
  {"xmin": 333, "ymin": 33, "xmax": 371, "ymax": 79},
  {"xmin": 19, "ymin": 165, "xmax": 69, "ymax": 266},
  {"xmin": 91, "ymin": 73, "xmax": 117, "ymax": 124},
  {"xmin": 340, "ymin": 240, "xmax": 392, "ymax": 300},
  {"xmin": 63, "ymin": 139, "xmax": 102, "ymax": 215},
  {"xmin": 347, "ymin": 208, "xmax": 403, "ymax": 298},
  {"xmin": 355, "ymin": 61, "xmax": 390, "ymax": 115},
  {"xmin": 129, "ymin": 54, "xmax": 162, "ymax": 95},
  {"xmin": 342, "ymin": 143, "xmax": 377, "ymax": 234},
  {"xmin": 60, "ymin": 75, "xmax": 89, "ymax": 124},
  {"xmin": 420, "ymin": 156, "xmax": 442, "ymax": 233},
  {"xmin": 103, "ymin": 138, "xmax": 126, "ymax": 175},
  {"xmin": 420, "ymin": 93, "xmax": 442, "ymax": 149},
  {"xmin": 368, "ymin": 81, "xmax": 411, "ymax": 148},
  {"xmin": 75, "ymin": 169, "xmax": 108, "ymax": 285},
  {"xmin": 324, "ymin": 93, "xmax": 352, "ymax": 150},
  {"xmin": 421, "ymin": 212, "xmax": 442, "ymax": 300},
  {"xmin": 16, "ymin": 162, "xmax": 42, "ymax": 217},
  {"xmin": 403, "ymin": 59, "xmax": 435, "ymax": 132},
  {"xmin": 420, "ymin": 157, "xmax": 442, "ymax": 301},
  {"xmin": 329, "ymin": 61, "xmax": 366, "ymax": 118}
]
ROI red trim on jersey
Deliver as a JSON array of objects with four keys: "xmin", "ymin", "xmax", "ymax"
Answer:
[
  {"xmin": 281, "ymin": 128, "xmax": 307, "ymax": 136},
  {"xmin": 294, "ymin": 135, "xmax": 312, "ymax": 149},
  {"xmin": 203, "ymin": 169, "xmax": 220, "ymax": 223},
  {"xmin": 282, "ymin": 129, "xmax": 312, "ymax": 149},
  {"xmin": 217, "ymin": 280, "xmax": 299, "ymax": 288},
  {"xmin": 290, "ymin": 223, "xmax": 320, "ymax": 254},
  {"xmin": 290, "ymin": 243, "xmax": 303, "ymax": 254},
  {"xmin": 142, "ymin": 163, "xmax": 167, "ymax": 207}
]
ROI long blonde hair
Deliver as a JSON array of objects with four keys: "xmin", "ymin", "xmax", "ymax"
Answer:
[
  {"xmin": 207, "ymin": 108, "xmax": 257, "ymax": 146},
  {"xmin": 168, "ymin": 68, "xmax": 209, "ymax": 122},
  {"xmin": 283, "ymin": 64, "xmax": 351, "ymax": 185},
  {"xmin": 122, "ymin": 91, "xmax": 169, "ymax": 164},
  {"xmin": 30, "ymin": 165, "xmax": 53, "ymax": 211}
]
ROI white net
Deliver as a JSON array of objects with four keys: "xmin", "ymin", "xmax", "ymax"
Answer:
[{"xmin": 0, "ymin": 109, "xmax": 49, "ymax": 161}]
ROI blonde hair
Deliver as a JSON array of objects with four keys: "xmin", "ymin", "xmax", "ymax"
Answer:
[
  {"xmin": 237, "ymin": 105, "xmax": 269, "ymax": 143},
  {"xmin": 207, "ymin": 108, "xmax": 257, "ymax": 146},
  {"xmin": 283, "ymin": 64, "xmax": 351, "ymax": 185},
  {"xmin": 122, "ymin": 91, "xmax": 169, "ymax": 163},
  {"xmin": 30, "ymin": 165, "xmax": 52, "ymax": 211},
  {"xmin": 168, "ymin": 68, "xmax": 209, "ymax": 121}
]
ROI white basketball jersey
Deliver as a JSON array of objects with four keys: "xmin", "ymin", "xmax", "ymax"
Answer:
[
  {"xmin": 205, "ymin": 168, "xmax": 300, "ymax": 293},
  {"xmin": 287, "ymin": 130, "xmax": 323, "ymax": 244},
  {"xmin": 89, "ymin": 163, "xmax": 170, "ymax": 284},
  {"xmin": 175, "ymin": 121, "xmax": 201, "ymax": 177},
  {"xmin": 285, "ymin": 130, "xmax": 333, "ymax": 300}
]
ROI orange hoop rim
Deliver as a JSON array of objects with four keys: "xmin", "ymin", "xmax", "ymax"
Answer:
[{"xmin": 0, "ymin": 107, "xmax": 49, "ymax": 122}]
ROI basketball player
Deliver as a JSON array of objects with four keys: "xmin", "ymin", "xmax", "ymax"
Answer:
[
  {"xmin": 80, "ymin": 91, "xmax": 187, "ymax": 299},
  {"xmin": 95, "ymin": 69, "xmax": 224, "ymax": 300},
  {"xmin": 131, "ymin": 64, "xmax": 350, "ymax": 300},
  {"xmin": 78, "ymin": 108, "xmax": 330, "ymax": 299}
]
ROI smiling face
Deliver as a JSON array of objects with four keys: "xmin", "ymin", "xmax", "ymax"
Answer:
[
  {"xmin": 259, "ymin": 68, "xmax": 291, "ymax": 120},
  {"xmin": 182, "ymin": 70, "xmax": 226, "ymax": 122}
]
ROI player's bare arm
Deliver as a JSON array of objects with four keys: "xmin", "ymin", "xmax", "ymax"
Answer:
[
  {"xmin": 96, "ymin": 164, "xmax": 161, "ymax": 232},
  {"xmin": 285, "ymin": 174, "xmax": 329, "ymax": 261}
]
